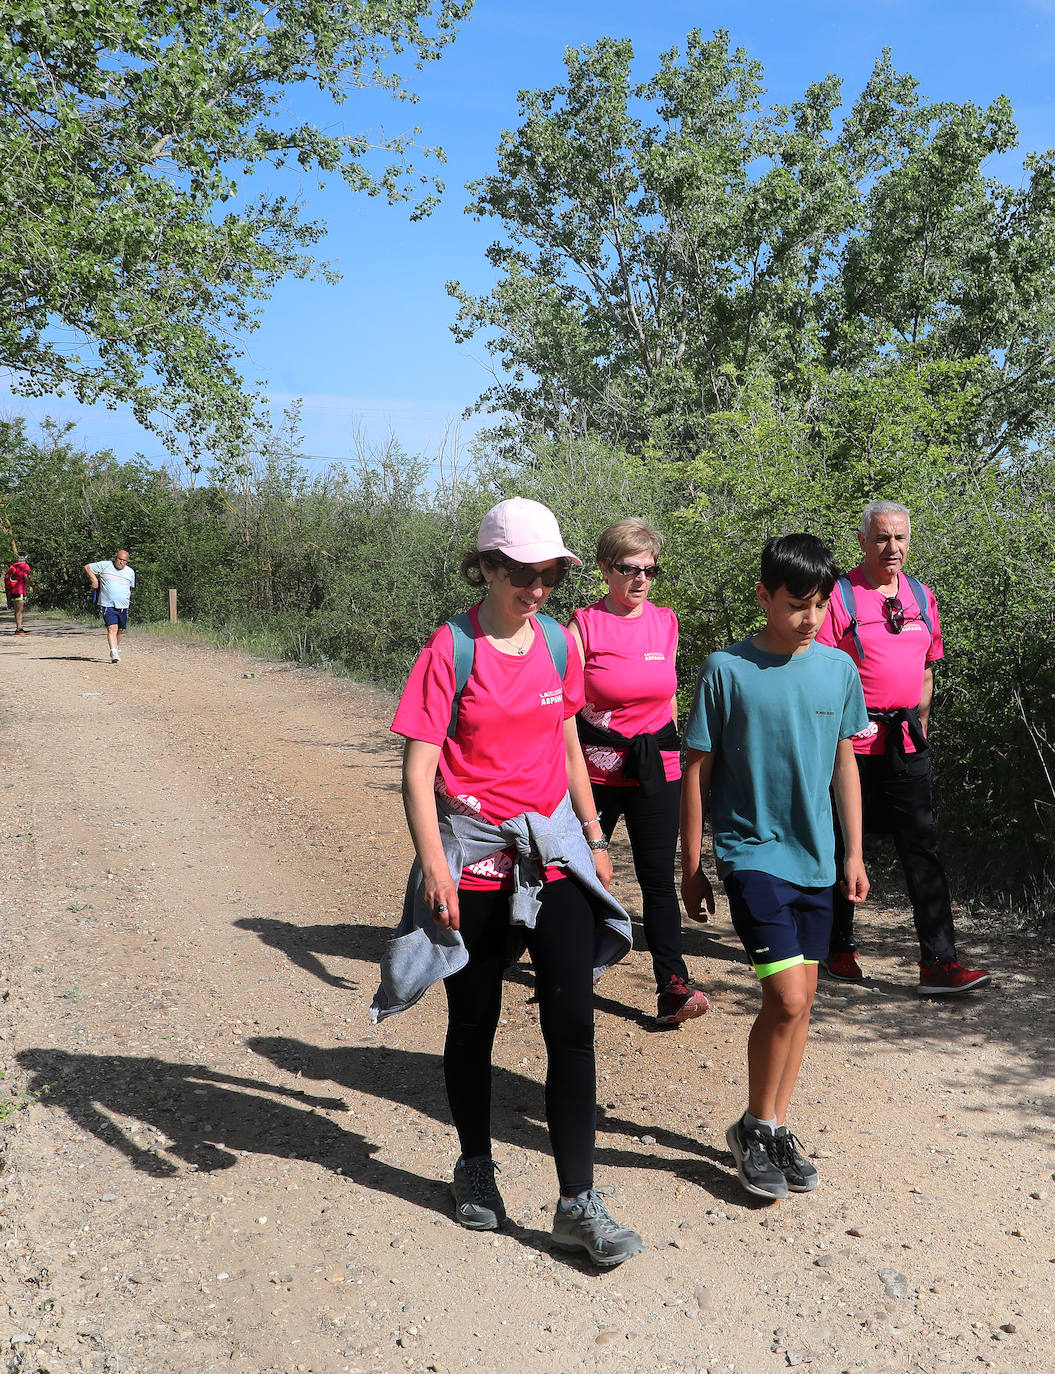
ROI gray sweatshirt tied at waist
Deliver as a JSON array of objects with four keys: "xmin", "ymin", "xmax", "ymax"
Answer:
[{"xmin": 370, "ymin": 792, "xmax": 633, "ymax": 1022}]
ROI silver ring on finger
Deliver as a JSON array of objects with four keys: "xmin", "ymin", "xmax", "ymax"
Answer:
[{"xmin": 436, "ymin": 903, "xmax": 447, "ymax": 913}]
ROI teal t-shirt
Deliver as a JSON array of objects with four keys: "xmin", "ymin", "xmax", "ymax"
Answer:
[{"xmin": 683, "ymin": 638, "xmax": 868, "ymax": 887}]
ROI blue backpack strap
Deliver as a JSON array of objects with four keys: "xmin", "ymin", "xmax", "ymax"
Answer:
[
  {"xmin": 835, "ymin": 575, "xmax": 865, "ymax": 660},
  {"xmin": 446, "ymin": 612, "xmax": 568, "ymax": 738},
  {"xmin": 902, "ymin": 574, "xmax": 933, "ymax": 636},
  {"xmin": 446, "ymin": 612, "xmax": 476, "ymax": 738},
  {"xmin": 535, "ymin": 613, "xmax": 568, "ymax": 680}
]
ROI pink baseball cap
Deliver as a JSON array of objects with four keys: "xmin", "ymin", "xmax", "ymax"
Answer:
[{"xmin": 476, "ymin": 498, "xmax": 583, "ymax": 567}]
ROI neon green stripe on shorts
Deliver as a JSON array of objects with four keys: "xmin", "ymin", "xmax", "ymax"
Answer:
[{"xmin": 753, "ymin": 953, "xmax": 805, "ymax": 980}]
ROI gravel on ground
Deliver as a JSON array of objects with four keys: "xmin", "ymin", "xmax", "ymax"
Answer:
[{"xmin": 1, "ymin": 616, "xmax": 1052, "ymax": 1374}]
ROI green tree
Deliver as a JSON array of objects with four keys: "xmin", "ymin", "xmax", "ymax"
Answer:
[
  {"xmin": 0, "ymin": 417, "xmax": 190, "ymax": 612},
  {"xmin": 0, "ymin": 0, "xmax": 473, "ymax": 462},
  {"xmin": 450, "ymin": 31, "xmax": 1055, "ymax": 462}
]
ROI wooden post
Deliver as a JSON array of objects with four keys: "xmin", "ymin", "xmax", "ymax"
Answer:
[{"xmin": 168, "ymin": 588, "xmax": 177, "ymax": 623}]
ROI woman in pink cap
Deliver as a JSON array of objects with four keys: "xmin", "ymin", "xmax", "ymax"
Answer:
[
  {"xmin": 571, "ymin": 519, "xmax": 709, "ymax": 1026},
  {"xmin": 381, "ymin": 498, "xmax": 643, "ymax": 1268}
]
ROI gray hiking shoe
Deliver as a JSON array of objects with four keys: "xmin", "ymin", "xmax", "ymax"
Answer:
[
  {"xmin": 451, "ymin": 1155, "xmax": 505, "ymax": 1230},
  {"xmin": 725, "ymin": 1114, "xmax": 788, "ymax": 1200},
  {"xmin": 551, "ymin": 1188, "xmax": 644, "ymax": 1267},
  {"xmin": 769, "ymin": 1126, "xmax": 819, "ymax": 1192}
]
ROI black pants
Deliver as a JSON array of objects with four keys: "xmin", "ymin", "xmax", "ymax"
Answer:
[
  {"xmin": 443, "ymin": 879, "xmax": 596, "ymax": 1198},
  {"xmin": 594, "ymin": 777, "xmax": 686, "ymax": 990},
  {"xmin": 832, "ymin": 751, "xmax": 957, "ymax": 964}
]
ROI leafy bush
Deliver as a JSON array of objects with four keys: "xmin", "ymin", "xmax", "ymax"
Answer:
[{"xmin": 3, "ymin": 410, "xmax": 1052, "ymax": 903}]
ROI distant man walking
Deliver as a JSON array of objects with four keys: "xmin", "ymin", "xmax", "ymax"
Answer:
[
  {"xmin": 85, "ymin": 549, "xmax": 135, "ymax": 663},
  {"xmin": 4, "ymin": 555, "xmax": 31, "ymax": 634},
  {"xmin": 816, "ymin": 501, "xmax": 990, "ymax": 995}
]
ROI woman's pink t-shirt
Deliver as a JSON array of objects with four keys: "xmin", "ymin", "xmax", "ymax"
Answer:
[
  {"xmin": 391, "ymin": 604, "xmax": 584, "ymax": 888},
  {"xmin": 571, "ymin": 598, "xmax": 680, "ymax": 787}
]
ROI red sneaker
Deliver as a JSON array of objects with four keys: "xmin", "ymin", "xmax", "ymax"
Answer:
[
  {"xmin": 822, "ymin": 951, "xmax": 863, "ymax": 981},
  {"xmin": 918, "ymin": 960, "xmax": 991, "ymax": 996},
  {"xmin": 656, "ymin": 976, "xmax": 710, "ymax": 1026}
]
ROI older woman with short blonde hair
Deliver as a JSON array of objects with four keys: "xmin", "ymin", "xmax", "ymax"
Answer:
[{"xmin": 570, "ymin": 518, "xmax": 709, "ymax": 1026}]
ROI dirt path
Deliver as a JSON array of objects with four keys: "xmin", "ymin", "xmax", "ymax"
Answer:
[{"xmin": 1, "ymin": 615, "xmax": 1053, "ymax": 1374}]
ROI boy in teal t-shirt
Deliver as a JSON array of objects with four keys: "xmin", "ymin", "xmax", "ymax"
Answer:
[{"xmin": 681, "ymin": 534, "xmax": 869, "ymax": 1201}]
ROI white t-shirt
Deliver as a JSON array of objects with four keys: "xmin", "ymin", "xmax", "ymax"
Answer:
[{"xmin": 89, "ymin": 560, "xmax": 136, "ymax": 609}]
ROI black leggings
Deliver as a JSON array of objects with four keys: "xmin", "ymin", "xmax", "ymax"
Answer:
[
  {"xmin": 443, "ymin": 879, "xmax": 597, "ymax": 1198},
  {"xmin": 594, "ymin": 776, "xmax": 686, "ymax": 989},
  {"xmin": 832, "ymin": 751, "xmax": 957, "ymax": 964}
]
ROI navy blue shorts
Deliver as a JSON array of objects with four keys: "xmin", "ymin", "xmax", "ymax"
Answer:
[
  {"xmin": 102, "ymin": 607, "xmax": 128, "ymax": 630},
  {"xmin": 723, "ymin": 870, "xmax": 833, "ymax": 977}
]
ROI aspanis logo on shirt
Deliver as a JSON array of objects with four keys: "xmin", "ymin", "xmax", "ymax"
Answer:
[
  {"xmin": 436, "ymin": 777, "xmax": 482, "ymax": 816},
  {"xmin": 539, "ymin": 687, "xmax": 563, "ymax": 707},
  {"xmin": 644, "ymin": 652, "xmax": 666, "ymax": 661}
]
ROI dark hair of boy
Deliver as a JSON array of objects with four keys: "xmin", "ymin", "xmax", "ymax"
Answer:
[{"xmin": 760, "ymin": 534, "xmax": 838, "ymax": 600}]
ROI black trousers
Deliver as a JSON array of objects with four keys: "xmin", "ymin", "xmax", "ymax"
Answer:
[
  {"xmin": 831, "ymin": 751, "xmax": 957, "ymax": 964},
  {"xmin": 442, "ymin": 879, "xmax": 596, "ymax": 1198},
  {"xmin": 593, "ymin": 776, "xmax": 687, "ymax": 989}
]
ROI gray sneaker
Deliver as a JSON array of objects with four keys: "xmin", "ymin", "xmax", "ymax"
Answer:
[
  {"xmin": 451, "ymin": 1155, "xmax": 505, "ymax": 1230},
  {"xmin": 551, "ymin": 1188, "xmax": 644, "ymax": 1267},
  {"xmin": 725, "ymin": 1115, "xmax": 788, "ymax": 1200},
  {"xmin": 769, "ymin": 1126, "xmax": 819, "ymax": 1192}
]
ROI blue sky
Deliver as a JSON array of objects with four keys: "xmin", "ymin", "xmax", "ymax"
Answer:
[{"xmin": 6, "ymin": 0, "xmax": 1055, "ymax": 470}]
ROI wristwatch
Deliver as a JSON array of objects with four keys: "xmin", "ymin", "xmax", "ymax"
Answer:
[{"xmin": 585, "ymin": 835, "xmax": 609, "ymax": 851}]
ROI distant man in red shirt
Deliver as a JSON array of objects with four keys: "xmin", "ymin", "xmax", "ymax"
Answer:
[
  {"xmin": 816, "ymin": 501, "xmax": 990, "ymax": 996},
  {"xmin": 4, "ymin": 556, "xmax": 30, "ymax": 634}
]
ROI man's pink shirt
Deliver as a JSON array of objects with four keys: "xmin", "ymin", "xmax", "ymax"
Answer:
[{"xmin": 816, "ymin": 565, "xmax": 943, "ymax": 756}]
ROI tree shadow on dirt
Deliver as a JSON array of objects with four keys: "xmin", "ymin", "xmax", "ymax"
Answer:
[
  {"xmin": 7, "ymin": 620, "xmax": 92, "ymax": 638},
  {"xmin": 274, "ymin": 730, "xmax": 404, "ymax": 791},
  {"xmin": 275, "ymin": 735, "xmax": 402, "ymax": 761}
]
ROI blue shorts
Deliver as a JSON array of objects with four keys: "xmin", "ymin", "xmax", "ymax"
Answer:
[
  {"xmin": 723, "ymin": 870, "xmax": 833, "ymax": 979},
  {"xmin": 102, "ymin": 607, "xmax": 128, "ymax": 630}
]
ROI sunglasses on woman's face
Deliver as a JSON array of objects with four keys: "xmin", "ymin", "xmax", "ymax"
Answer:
[
  {"xmin": 497, "ymin": 555, "xmax": 568, "ymax": 589},
  {"xmin": 613, "ymin": 562, "xmax": 659, "ymax": 580}
]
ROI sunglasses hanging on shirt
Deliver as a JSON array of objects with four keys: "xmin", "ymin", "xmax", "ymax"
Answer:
[{"xmin": 883, "ymin": 595, "xmax": 905, "ymax": 634}]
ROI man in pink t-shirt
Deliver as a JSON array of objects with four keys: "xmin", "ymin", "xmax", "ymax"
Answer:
[{"xmin": 816, "ymin": 501, "xmax": 990, "ymax": 996}]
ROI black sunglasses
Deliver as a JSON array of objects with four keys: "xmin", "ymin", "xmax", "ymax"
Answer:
[
  {"xmin": 613, "ymin": 561, "xmax": 660, "ymax": 580},
  {"xmin": 493, "ymin": 552, "xmax": 568, "ymax": 589},
  {"xmin": 883, "ymin": 595, "xmax": 905, "ymax": 634}
]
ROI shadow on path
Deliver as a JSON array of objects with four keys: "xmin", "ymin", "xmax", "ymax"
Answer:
[
  {"xmin": 16, "ymin": 1047, "xmax": 456, "ymax": 1219},
  {"xmin": 15, "ymin": 1042, "xmax": 756, "ymax": 1259},
  {"xmin": 249, "ymin": 1037, "xmax": 743, "ymax": 1202},
  {"xmin": 234, "ymin": 917, "xmax": 386, "ymax": 988},
  {"xmin": 31, "ymin": 654, "xmax": 101, "ymax": 663}
]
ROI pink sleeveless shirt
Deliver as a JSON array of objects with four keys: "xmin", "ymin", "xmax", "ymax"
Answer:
[{"xmin": 571, "ymin": 598, "xmax": 680, "ymax": 788}]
